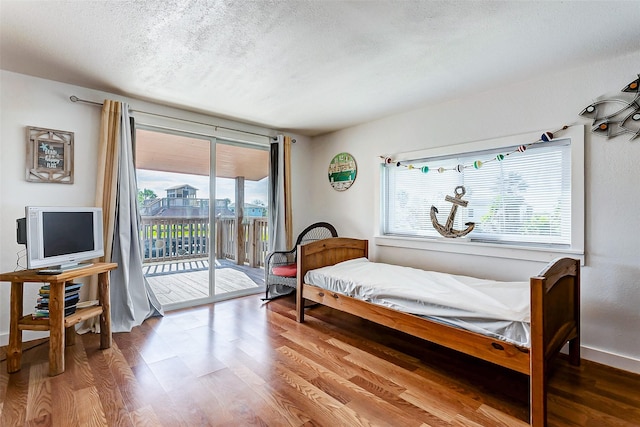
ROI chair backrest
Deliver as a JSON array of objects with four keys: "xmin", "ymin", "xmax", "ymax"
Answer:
[{"xmin": 295, "ymin": 222, "xmax": 338, "ymax": 247}]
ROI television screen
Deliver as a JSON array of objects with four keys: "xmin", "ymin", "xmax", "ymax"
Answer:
[
  {"xmin": 42, "ymin": 212, "xmax": 95, "ymax": 257},
  {"xmin": 19, "ymin": 206, "xmax": 104, "ymax": 271}
]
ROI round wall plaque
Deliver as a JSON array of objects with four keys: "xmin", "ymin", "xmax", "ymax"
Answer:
[{"xmin": 328, "ymin": 152, "xmax": 357, "ymax": 191}]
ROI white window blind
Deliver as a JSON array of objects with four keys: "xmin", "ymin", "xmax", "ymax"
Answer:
[{"xmin": 382, "ymin": 138, "xmax": 572, "ymax": 247}]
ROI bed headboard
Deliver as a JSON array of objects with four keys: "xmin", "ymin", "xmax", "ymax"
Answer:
[{"xmin": 296, "ymin": 237, "xmax": 368, "ymax": 284}]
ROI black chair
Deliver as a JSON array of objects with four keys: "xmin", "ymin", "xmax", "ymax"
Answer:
[{"xmin": 263, "ymin": 222, "xmax": 337, "ymax": 301}]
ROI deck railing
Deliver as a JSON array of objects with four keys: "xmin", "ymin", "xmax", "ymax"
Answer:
[
  {"xmin": 139, "ymin": 216, "xmax": 268, "ymax": 268},
  {"xmin": 139, "ymin": 198, "xmax": 210, "ymax": 216}
]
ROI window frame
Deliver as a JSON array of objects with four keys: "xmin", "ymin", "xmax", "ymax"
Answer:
[{"xmin": 375, "ymin": 126, "xmax": 585, "ymax": 264}]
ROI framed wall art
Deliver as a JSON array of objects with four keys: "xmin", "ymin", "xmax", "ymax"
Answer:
[
  {"xmin": 26, "ymin": 126, "xmax": 74, "ymax": 184},
  {"xmin": 328, "ymin": 152, "xmax": 357, "ymax": 191}
]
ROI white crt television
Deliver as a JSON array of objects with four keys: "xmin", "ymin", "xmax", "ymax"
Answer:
[{"xmin": 19, "ymin": 206, "xmax": 104, "ymax": 271}]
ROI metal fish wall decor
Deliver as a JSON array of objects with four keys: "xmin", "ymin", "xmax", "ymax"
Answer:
[{"xmin": 579, "ymin": 74, "xmax": 640, "ymax": 141}]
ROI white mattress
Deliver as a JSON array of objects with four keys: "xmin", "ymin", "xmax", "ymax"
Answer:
[{"xmin": 304, "ymin": 257, "xmax": 531, "ymax": 347}]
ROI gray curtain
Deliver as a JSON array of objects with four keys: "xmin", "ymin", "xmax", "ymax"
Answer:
[
  {"xmin": 266, "ymin": 135, "xmax": 292, "ymax": 299},
  {"xmin": 268, "ymin": 135, "xmax": 287, "ymax": 253},
  {"xmin": 109, "ymin": 103, "xmax": 163, "ymax": 332}
]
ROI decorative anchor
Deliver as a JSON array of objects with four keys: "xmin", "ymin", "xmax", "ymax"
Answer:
[{"xmin": 430, "ymin": 185, "xmax": 475, "ymax": 238}]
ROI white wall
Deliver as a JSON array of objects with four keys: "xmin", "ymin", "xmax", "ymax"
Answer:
[
  {"xmin": 0, "ymin": 71, "xmax": 306, "ymax": 344},
  {"xmin": 295, "ymin": 51, "xmax": 640, "ymax": 373},
  {"xmin": 0, "ymin": 72, "xmax": 102, "ymax": 343}
]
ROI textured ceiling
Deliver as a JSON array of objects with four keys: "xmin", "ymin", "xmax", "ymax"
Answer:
[{"xmin": 1, "ymin": 1, "xmax": 640, "ymax": 136}]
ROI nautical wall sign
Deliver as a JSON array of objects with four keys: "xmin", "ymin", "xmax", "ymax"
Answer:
[
  {"xmin": 328, "ymin": 152, "xmax": 357, "ymax": 191},
  {"xmin": 26, "ymin": 126, "xmax": 74, "ymax": 184}
]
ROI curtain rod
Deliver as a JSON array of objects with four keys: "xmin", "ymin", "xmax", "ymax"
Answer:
[{"xmin": 69, "ymin": 95, "xmax": 278, "ymax": 140}]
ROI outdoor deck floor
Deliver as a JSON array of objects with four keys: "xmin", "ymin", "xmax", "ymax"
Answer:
[{"xmin": 144, "ymin": 258, "xmax": 264, "ymax": 306}]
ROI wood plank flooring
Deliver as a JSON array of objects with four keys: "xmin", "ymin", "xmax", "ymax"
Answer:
[{"xmin": 2, "ymin": 294, "xmax": 639, "ymax": 426}]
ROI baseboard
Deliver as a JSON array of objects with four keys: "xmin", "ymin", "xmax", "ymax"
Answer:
[{"xmin": 580, "ymin": 345, "xmax": 640, "ymax": 375}]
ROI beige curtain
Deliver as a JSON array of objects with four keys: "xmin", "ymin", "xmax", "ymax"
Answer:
[
  {"xmin": 81, "ymin": 101, "xmax": 121, "ymax": 332},
  {"xmin": 283, "ymin": 135, "xmax": 293, "ymax": 248},
  {"xmin": 96, "ymin": 100, "xmax": 121, "ymax": 261}
]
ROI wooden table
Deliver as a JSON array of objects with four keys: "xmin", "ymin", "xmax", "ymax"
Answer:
[{"xmin": 0, "ymin": 262, "xmax": 117, "ymax": 376}]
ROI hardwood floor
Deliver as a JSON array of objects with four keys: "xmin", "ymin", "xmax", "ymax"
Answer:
[{"xmin": 2, "ymin": 294, "xmax": 639, "ymax": 426}]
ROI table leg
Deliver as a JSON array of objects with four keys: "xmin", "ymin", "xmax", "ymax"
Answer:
[
  {"xmin": 65, "ymin": 326, "xmax": 76, "ymax": 346},
  {"xmin": 98, "ymin": 271, "xmax": 112, "ymax": 349},
  {"xmin": 48, "ymin": 280, "xmax": 65, "ymax": 376},
  {"xmin": 7, "ymin": 282, "xmax": 24, "ymax": 373}
]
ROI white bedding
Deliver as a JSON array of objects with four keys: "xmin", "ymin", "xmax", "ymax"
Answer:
[{"xmin": 304, "ymin": 257, "xmax": 532, "ymax": 347}]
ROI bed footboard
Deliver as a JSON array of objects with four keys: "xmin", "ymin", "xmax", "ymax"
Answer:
[{"xmin": 529, "ymin": 257, "xmax": 581, "ymax": 426}]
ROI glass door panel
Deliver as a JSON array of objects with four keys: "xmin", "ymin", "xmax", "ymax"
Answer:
[
  {"xmin": 135, "ymin": 128, "xmax": 213, "ymax": 310},
  {"xmin": 213, "ymin": 141, "xmax": 269, "ymax": 300}
]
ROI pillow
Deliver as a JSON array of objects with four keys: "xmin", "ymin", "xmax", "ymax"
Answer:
[{"xmin": 272, "ymin": 263, "xmax": 297, "ymax": 277}]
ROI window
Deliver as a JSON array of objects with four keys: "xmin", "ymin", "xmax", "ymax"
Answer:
[{"xmin": 378, "ymin": 127, "xmax": 584, "ymax": 262}]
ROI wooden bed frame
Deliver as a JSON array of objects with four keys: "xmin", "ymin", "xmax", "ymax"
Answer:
[{"xmin": 295, "ymin": 237, "xmax": 580, "ymax": 427}]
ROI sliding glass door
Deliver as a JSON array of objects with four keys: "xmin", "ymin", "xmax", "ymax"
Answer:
[
  {"xmin": 212, "ymin": 141, "xmax": 269, "ymax": 299},
  {"xmin": 135, "ymin": 127, "xmax": 268, "ymax": 311}
]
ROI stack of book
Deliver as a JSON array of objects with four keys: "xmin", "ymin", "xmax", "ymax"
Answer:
[{"xmin": 33, "ymin": 282, "xmax": 83, "ymax": 320}]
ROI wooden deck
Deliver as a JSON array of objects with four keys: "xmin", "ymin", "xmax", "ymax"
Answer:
[{"xmin": 144, "ymin": 258, "xmax": 264, "ymax": 306}]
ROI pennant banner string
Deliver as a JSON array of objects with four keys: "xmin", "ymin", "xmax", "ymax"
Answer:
[{"xmin": 380, "ymin": 125, "xmax": 571, "ymax": 174}]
